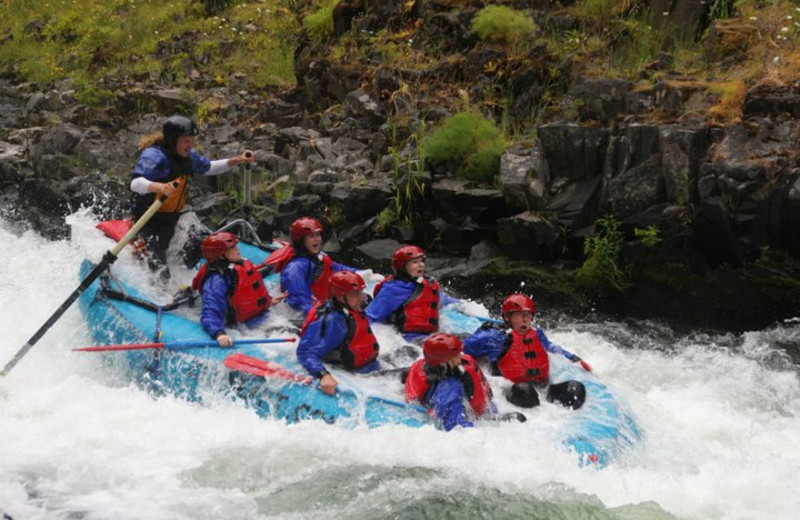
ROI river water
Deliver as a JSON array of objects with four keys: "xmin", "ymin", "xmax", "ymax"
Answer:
[{"xmin": 1, "ymin": 210, "xmax": 799, "ymax": 520}]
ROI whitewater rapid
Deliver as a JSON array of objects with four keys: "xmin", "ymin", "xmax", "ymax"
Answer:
[{"xmin": 1, "ymin": 211, "xmax": 798, "ymax": 520}]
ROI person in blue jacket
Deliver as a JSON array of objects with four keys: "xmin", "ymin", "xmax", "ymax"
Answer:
[
  {"xmin": 405, "ymin": 333, "xmax": 495, "ymax": 431},
  {"xmin": 263, "ymin": 217, "xmax": 358, "ymax": 316},
  {"xmin": 296, "ymin": 271, "xmax": 381, "ymax": 395},
  {"xmin": 463, "ymin": 293, "xmax": 592, "ymax": 409},
  {"xmin": 130, "ymin": 115, "xmax": 254, "ymax": 279},
  {"xmin": 191, "ymin": 232, "xmax": 287, "ymax": 346},
  {"xmin": 365, "ymin": 245, "xmax": 460, "ymax": 343}
]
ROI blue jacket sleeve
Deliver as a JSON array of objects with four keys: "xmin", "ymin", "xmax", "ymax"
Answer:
[
  {"xmin": 296, "ymin": 311, "xmax": 347, "ymax": 378},
  {"xmin": 440, "ymin": 291, "xmax": 460, "ymax": 307},
  {"xmin": 190, "ymin": 150, "xmax": 212, "ymax": 175},
  {"xmin": 536, "ymin": 328, "xmax": 578, "ymax": 361},
  {"xmin": 365, "ymin": 280, "xmax": 414, "ymax": 323},
  {"xmin": 331, "ymin": 261, "xmax": 358, "ymax": 273},
  {"xmin": 200, "ymin": 274, "xmax": 230, "ymax": 338},
  {"xmin": 427, "ymin": 378, "xmax": 474, "ymax": 431},
  {"xmin": 281, "ymin": 257, "xmax": 314, "ymax": 314},
  {"xmin": 463, "ymin": 328, "xmax": 507, "ymax": 361},
  {"xmin": 132, "ymin": 147, "xmax": 170, "ymax": 181}
]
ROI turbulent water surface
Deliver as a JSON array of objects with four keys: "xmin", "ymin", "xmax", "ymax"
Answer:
[{"xmin": 1, "ymin": 211, "xmax": 799, "ymax": 520}]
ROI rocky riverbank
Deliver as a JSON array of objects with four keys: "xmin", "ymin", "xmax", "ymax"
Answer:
[{"xmin": 1, "ymin": 0, "xmax": 799, "ymax": 333}]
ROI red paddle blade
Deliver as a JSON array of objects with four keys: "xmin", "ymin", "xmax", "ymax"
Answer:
[{"xmin": 223, "ymin": 353, "xmax": 312, "ymax": 384}]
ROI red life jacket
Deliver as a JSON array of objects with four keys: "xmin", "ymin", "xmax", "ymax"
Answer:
[
  {"xmin": 374, "ymin": 276, "xmax": 441, "ymax": 334},
  {"xmin": 495, "ymin": 329, "xmax": 550, "ymax": 384},
  {"xmin": 262, "ymin": 242, "xmax": 293, "ymax": 272},
  {"xmin": 192, "ymin": 259, "xmax": 272, "ymax": 324},
  {"xmin": 268, "ymin": 245, "xmax": 335, "ymax": 303},
  {"xmin": 300, "ymin": 301, "xmax": 379, "ymax": 370},
  {"xmin": 404, "ymin": 355, "xmax": 491, "ymax": 417}
]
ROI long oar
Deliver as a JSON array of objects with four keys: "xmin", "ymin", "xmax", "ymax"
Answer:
[
  {"xmin": 73, "ymin": 337, "xmax": 296, "ymax": 353},
  {"xmin": 1, "ymin": 190, "xmax": 173, "ymax": 377}
]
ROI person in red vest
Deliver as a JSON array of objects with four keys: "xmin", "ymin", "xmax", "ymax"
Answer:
[
  {"xmin": 365, "ymin": 245, "xmax": 461, "ymax": 343},
  {"xmin": 130, "ymin": 115, "xmax": 254, "ymax": 280},
  {"xmin": 263, "ymin": 217, "xmax": 358, "ymax": 315},
  {"xmin": 463, "ymin": 294, "xmax": 592, "ymax": 409},
  {"xmin": 296, "ymin": 271, "xmax": 381, "ymax": 395},
  {"xmin": 192, "ymin": 232, "xmax": 286, "ymax": 346},
  {"xmin": 405, "ymin": 333, "xmax": 495, "ymax": 431}
]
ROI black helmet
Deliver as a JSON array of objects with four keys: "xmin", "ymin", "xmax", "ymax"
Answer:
[
  {"xmin": 506, "ymin": 382, "xmax": 540, "ymax": 408},
  {"xmin": 162, "ymin": 115, "xmax": 199, "ymax": 140}
]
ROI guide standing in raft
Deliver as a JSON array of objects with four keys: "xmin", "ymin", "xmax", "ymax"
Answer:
[{"xmin": 130, "ymin": 115, "xmax": 254, "ymax": 280}]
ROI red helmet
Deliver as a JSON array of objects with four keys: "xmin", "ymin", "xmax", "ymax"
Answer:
[
  {"xmin": 329, "ymin": 271, "xmax": 366, "ymax": 298},
  {"xmin": 501, "ymin": 294, "xmax": 536, "ymax": 322},
  {"xmin": 422, "ymin": 333, "xmax": 463, "ymax": 366},
  {"xmin": 391, "ymin": 245, "xmax": 425, "ymax": 274},
  {"xmin": 201, "ymin": 232, "xmax": 238, "ymax": 262},
  {"xmin": 290, "ymin": 217, "xmax": 323, "ymax": 243}
]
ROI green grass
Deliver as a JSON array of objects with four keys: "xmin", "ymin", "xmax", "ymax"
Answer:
[{"xmin": 0, "ymin": 0, "xmax": 300, "ymax": 102}]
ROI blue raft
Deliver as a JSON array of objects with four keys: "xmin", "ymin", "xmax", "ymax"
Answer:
[{"xmin": 77, "ymin": 240, "xmax": 641, "ymax": 467}]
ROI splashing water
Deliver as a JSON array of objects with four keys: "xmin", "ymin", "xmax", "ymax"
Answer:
[{"xmin": 1, "ymin": 211, "xmax": 798, "ymax": 520}]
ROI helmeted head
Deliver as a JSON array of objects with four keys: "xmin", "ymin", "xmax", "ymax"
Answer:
[
  {"xmin": 501, "ymin": 294, "xmax": 536, "ymax": 324},
  {"xmin": 329, "ymin": 271, "xmax": 366, "ymax": 298},
  {"xmin": 162, "ymin": 115, "xmax": 199, "ymax": 154},
  {"xmin": 290, "ymin": 217, "xmax": 323, "ymax": 244},
  {"xmin": 329, "ymin": 271, "xmax": 366, "ymax": 310},
  {"xmin": 391, "ymin": 245, "xmax": 425, "ymax": 275},
  {"xmin": 422, "ymin": 333, "xmax": 463, "ymax": 366},
  {"xmin": 201, "ymin": 232, "xmax": 238, "ymax": 263}
]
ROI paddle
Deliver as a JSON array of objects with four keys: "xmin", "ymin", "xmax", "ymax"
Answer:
[
  {"xmin": 73, "ymin": 337, "xmax": 296, "ymax": 353},
  {"xmin": 223, "ymin": 353, "xmax": 427, "ymax": 412},
  {"xmin": 1, "ymin": 188, "xmax": 175, "ymax": 377}
]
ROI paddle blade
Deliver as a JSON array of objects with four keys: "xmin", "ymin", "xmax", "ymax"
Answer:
[{"xmin": 223, "ymin": 353, "xmax": 312, "ymax": 384}]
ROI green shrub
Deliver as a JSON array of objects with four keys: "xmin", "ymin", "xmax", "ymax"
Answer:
[
  {"xmin": 304, "ymin": 1, "xmax": 337, "ymax": 41},
  {"xmin": 634, "ymin": 225, "xmax": 662, "ymax": 248},
  {"xmin": 577, "ymin": 215, "xmax": 629, "ymax": 292},
  {"xmin": 423, "ymin": 111, "xmax": 505, "ymax": 183},
  {"xmin": 471, "ymin": 5, "xmax": 536, "ymax": 43}
]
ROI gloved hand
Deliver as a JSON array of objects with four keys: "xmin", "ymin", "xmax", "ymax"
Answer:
[
  {"xmin": 360, "ymin": 292, "xmax": 373, "ymax": 310},
  {"xmin": 479, "ymin": 319, "xmax": 505, "ymax": 331},
  {"xmin": 572, "ymin": 355, "xmax": 592, "ymax": 372}
]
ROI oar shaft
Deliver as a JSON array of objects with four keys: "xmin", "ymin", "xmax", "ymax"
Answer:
[
  {"xmin": 1, "ymin": 254, "xmax": 115, "ymax": 376},
  {"xmin": 74, "ymin": 338, "xmax": 296, "ymax": 352},
  {"xmin": 2, "ymin": 192, "xmax": 172, "ymax": 377}
]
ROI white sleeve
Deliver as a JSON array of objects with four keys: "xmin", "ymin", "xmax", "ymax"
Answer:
[
  {"xmin": 206, "ymin": 159, "xmax": 231, "ymax": 176},
  {"xmin": 130, "ymin": 176, "xmax": 152, "ymax": 195}
]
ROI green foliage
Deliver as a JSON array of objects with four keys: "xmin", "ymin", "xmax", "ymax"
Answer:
[
  {"xmin": 634, "ymin": 225, "xmax": 662, "ymax": 248},
  {"xmin": 389, "ymin": 122, "xmax": 427, "ymax": 229},
  {"xmin": 423, "ymin": 111, "xmax": 505, "ymax": 183},
  {"xmin": 304, "ymin": 1, "xmax": 337, "ymax": 41},
  {"xmin": 577, "ymin": 215, "xmax": 629, "ymax": 292},
  {"xmin": 273, "ymin": 178, "xmax": 294, "ymax": 205},
  {"xmin": 471, "ymin": 5, "xmax": 536, "ymax": 43},
  {"xmin": 0, "ymin": 0, "xmax": 299, "ymax": 103},
  {"xmin": 376, "ymin": 207, "xmax": 397, "ymax": 233}
]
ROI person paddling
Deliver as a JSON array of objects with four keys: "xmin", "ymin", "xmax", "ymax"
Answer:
[
  {"xmin": 192, "ymin": 232, "xmax": 287, "ymax": 347},
  {"xmin": 365, "ymin": 245, "xmax": 461, "ymax": 343},
  {"xmin": 463, "ymin": 294, "xmax": 592, "ymax": 409},
  {"xmin": 130, "ymin": 115, "xmax": 254, "ymax": 280},
  {"xmin": 405, "ymin": 333, "xmax": 495, "ymax": 431},
  {"xmin": 263, "ymin": 217, "xmax": 358, "ymax": 316},
  {"xmin": 296, "ymin": 271, "xmax": 382, "ymax": 395}
]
